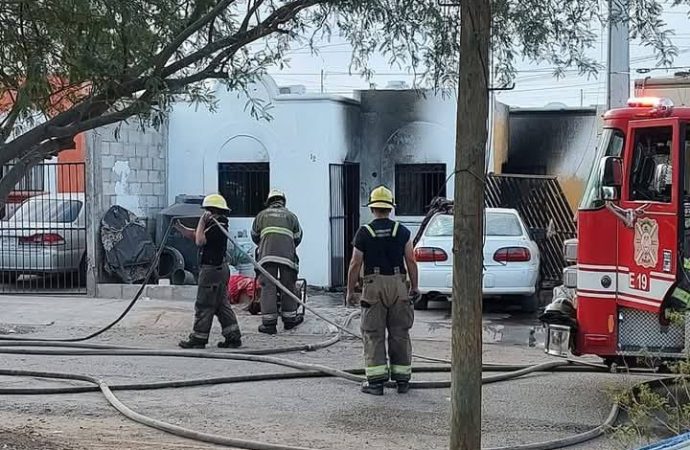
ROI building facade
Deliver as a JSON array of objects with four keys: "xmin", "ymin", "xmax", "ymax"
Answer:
[{"xmin": 166, "ymin": 76, "xmax": 512, "ymax": 288}]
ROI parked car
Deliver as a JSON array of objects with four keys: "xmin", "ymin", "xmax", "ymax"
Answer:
[
  {"xmin": 413, "ymin": 208, "xmax": 541, "ymax": 312},
  {"xmin": 0, "ymin": 193, "xmax": 86, "ymax": 281}
]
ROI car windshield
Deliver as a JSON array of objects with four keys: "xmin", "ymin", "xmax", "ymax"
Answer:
[
  {"xmin": 8, "ymin": 199, "xmax": 82, "ymax": 223},
  {"xmin": 425, "ymin": 212, "xmax": 524, "ymax": 237}
]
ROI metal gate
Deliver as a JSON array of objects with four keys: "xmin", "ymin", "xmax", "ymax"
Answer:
[
  {"xmin": 484, "ymin": 174, "xmax": 576, "ymax": 288},
  {"xmin": 329, "ymin": 163, "xmax": 360, "ymax": 288},
  {"xmin": 0, "ymin": 162, "xmax": 87, "ymax": 294}
]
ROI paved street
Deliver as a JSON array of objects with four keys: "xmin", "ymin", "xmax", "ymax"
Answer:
[{"xmin": 0, "ymin": 293, "xmax": 655, "ymax": 450}]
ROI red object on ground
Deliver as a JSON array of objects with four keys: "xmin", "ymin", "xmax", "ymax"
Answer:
[{"xmin": 227, "ymin": 275, "xmax": 258, "ymax": 304}]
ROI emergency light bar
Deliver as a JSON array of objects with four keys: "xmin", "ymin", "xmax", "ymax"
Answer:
[{"xmin": 626, "ymin": 96, "xmax": 674, "ymax": 116}]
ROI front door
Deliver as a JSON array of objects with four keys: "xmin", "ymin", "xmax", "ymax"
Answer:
[
  {"xmin": 618, "ymin": 119, "xmax": 680, "ymax": 314},
  {"xmin": 328, "ymin": 163, "xmax": 360, "ymax": 288}
]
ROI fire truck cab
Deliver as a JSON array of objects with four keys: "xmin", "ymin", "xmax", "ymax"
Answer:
[{"xmin": 544, "ymin": 93, "xmax": 690, "ymax": 365}]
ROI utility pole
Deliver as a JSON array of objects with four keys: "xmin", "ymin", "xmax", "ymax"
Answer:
[
  {"xmin": 607, "ymin": 0, "xmax": 630, "ymax": 109},
  {"xmin": 450, "ymin": 0, "xmax": 491, "ymax": 447}
]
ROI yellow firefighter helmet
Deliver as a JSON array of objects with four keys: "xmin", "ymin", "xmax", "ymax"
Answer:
[
  {"xmin": 367, "ymin": 186, "xmax": 396, "ymax": 209},
  {"xmin": 202, "ymin": 193, "xmax": 229, "ymax": 211}
]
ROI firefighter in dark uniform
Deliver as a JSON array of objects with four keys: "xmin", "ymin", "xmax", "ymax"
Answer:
[
  {"xmin": 346, "ymin": 186, "xmax": 419, "ymax": 395},
  {"xmin": 175, "ymin": 194, "xmax": 242, "ymax": 349},
  {"xmin": 251, "ymin": 189, "xmax": 303, "ymax": 335}
]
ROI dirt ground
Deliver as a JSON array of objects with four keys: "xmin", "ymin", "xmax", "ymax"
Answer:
[{"xmin": 0, "ymin": 293, "xmax": 657, "ymax": 450}]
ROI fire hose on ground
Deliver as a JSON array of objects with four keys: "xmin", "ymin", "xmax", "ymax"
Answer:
[{"xmin": 0, "ymin": 217, "xmax": 671, "ymax": 450}]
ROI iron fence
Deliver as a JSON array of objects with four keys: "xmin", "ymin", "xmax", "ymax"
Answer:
[
  {"xmin": 218, "ymin": 162, "xmax": 269, "ymax": 217},
  {"xmin": 395, "ymin": 163, "xmax": 447, "ymax": 216},
  {"xmin": 0, "ymin": 162, "xmax": 87, "ymax": 294}
]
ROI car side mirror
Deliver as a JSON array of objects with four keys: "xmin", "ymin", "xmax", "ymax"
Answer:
[
  {"xmin": 529, "ymin": 227, "xmax": 546, "ymax": 241},
  {"xmin": 600, "ymin": 156, "xmax": 623, "ymax": 201}
]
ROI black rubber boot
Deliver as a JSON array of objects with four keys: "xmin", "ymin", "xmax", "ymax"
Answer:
[
  {"xmin": 217, "ymin": 337, "xmax": 242, "ymax": 349},
  {"xmin": 283, "ymin": 315, "xmax": 304, "ymax": 331},
  {"xmin": 396, "ymin": 381, "xmax": 410, "ymax": 394},
  {"xmin": 258, "ymin": 323, "xmax": 278, "ymax": 335},
  {"xmin": 361, "ymin": 381, "xmax": 384, "ymax": 396},
  {"xmin": 178, "ymin": 336, "xmax": 207, "ymax": 349}
]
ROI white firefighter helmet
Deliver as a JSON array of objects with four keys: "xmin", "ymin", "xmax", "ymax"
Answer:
[
  {"xmin": 543, "ymin": 297, "xmax": 575, "ymax": 317},
  {"xmin": 266, "ymin": 188, "xmax": 286, "ymax": 204}
]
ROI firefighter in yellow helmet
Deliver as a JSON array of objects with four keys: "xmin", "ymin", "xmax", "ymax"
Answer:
[
  {"xmin": 251, "ymin": 189, "xmax": 303, "ymax": 334},
  {"xmin": 175, "ymin": 194, "xmax": 242, "ymax": 349},
  {"xmin": 346, "ymin": 186, "xmax": 419, "ymax": 395}
]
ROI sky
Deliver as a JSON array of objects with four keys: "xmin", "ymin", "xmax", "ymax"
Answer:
[{"xmin": 268, "ymin": 2, "xmax": 690, "ymax": 108}]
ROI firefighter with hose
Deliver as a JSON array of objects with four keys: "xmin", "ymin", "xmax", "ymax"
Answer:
[
  {"xmin": 175, "ymin": 194, "xmax": 242, "ymax": 349},
  {"xmin": 346, "ymin": 186, "xmax": 419, "ymax": 395},
  {"xmin": 251, "ymin": 189, "xmax": 304, "ymax": 335}
]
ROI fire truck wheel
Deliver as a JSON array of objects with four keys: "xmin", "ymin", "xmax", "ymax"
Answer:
[{"xmin": 521, "ymin": 294, "xmax": 539, "ymax": 313}]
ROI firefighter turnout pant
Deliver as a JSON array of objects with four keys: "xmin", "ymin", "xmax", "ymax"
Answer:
[
  {"xmin": 360, "ymin": 274, "xmax": 414, "ymax": 383},
  {"xmin": 259, "ymin": 262, "xmax": 300, "ymax": 326},
  {"xmin": 191, "ymin": 264, "xmax": 241, "ymax": 342}
]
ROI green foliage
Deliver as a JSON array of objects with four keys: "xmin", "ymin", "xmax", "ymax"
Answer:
[
  {"xmin": 0, "ymin": 0, "xmax": 684, "ymax": 199},
  {"xmin": 611, "ymin": 347, "xmax": 690, "ymax": 447}
]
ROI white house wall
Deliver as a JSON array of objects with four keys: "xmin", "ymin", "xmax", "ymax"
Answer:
[{"xmin": 168, "ymin": 77, "xmax": 359, "ymax": 287}]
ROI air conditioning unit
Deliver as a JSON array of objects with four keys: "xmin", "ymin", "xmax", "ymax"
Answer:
[
  {"xmin": 279, "ymin": 85, "xmax": 306, "ymax": 95},
  {"xmin": 385, "ymin": 80, "xmax": 409, "ymax": 90}
]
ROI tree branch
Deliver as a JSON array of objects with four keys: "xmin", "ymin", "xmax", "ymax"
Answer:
[
  {"xmin": 0, "ymin": 91, "xmax": 22, "ymax": 142},
  {"xmin": 1, "ymin": 0, "xmax": 327, "ymax": 171},
  {"xmin": 151, "ymin": 0, "xmax": 238, "ymax": 71},
  {"xmin": 239, "ymin": 0, "xmax": 266, "ymax": 33},
  {"xmin": 162, "ymin": 0, "xmax": 326, "ymax": 77},
  {"xmin": 0, "ymin": 136, "xmax": 75, "ymax": 208},
  {"xmin": 47, "ymin": 90, "xmax": 158, "ymax": 139}
]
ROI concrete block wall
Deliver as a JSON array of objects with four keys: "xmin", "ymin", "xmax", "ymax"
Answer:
[
  {"xmin": 84, "ymin": 119, "xmax": 169, "ymax": 293},
  {"xmin": 94, "ymin": 121, "xmax": 169, "ymax": 218}
]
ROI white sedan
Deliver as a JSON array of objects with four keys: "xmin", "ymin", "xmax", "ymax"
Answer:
[
  {"xmin": 0, "ymin": 193, "xmax": 86, "ymax": 281},
  {"xmin": 413, "ymin": 208, "xmax": 541, "ymax": 312}
]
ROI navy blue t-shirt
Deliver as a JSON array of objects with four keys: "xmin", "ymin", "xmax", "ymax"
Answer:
[
  {"xmin": 352, "ymin": 218, "xmax": 410, "ymax": 276},
  {"xmin": 200, "ymin": 215, "xmax": 228, "ymax": 266}
]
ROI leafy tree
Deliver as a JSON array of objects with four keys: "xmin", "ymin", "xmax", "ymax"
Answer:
[{"xmin": 0, "ymin": 0, "xmax": 679, "ymax": 207}]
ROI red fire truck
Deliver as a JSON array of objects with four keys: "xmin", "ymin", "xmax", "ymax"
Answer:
[{"xmin": 543, "ymin": 75, "xmax": 690, "ymax": 366}]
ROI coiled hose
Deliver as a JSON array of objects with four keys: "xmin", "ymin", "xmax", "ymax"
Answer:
[{"xmin": 0, "ymin": 355, "xmax": 666, "ymax": 450}]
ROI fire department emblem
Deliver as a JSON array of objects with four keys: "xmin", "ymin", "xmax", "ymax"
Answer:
[{"xmin": 634, "ymin": 218, "xmax": 659, "ymax": 269}]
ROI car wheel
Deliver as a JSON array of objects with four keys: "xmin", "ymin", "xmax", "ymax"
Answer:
[
  {"xmin": 521, "ymin": 293, "xmax": 539, "ymax": 313},
  {"xmin": 413, "ymin": 294, "xmax": 430, "ymax": 311}
]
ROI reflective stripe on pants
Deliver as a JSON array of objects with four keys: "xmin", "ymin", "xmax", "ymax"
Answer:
[
  {"xmin": 365, "ymin": 365, "xmax": 389, "ymax": 381},
  {"xmin": 390, "ymin": 365, "xmax": 412, "ymax": 378}
]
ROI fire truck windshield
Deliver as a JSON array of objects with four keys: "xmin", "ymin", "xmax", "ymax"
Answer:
[{"xmin": 579, "ymin": 128, "xmax": 625, "ymax": 210}]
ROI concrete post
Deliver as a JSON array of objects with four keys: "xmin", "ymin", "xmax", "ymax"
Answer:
[
  {"xmin": 85, "ymin": 129, "xmax": 103, "ymax": 297},
  {"xmin": 607, "ymin": 0, "xmax": 630, "ymax": 109}
]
